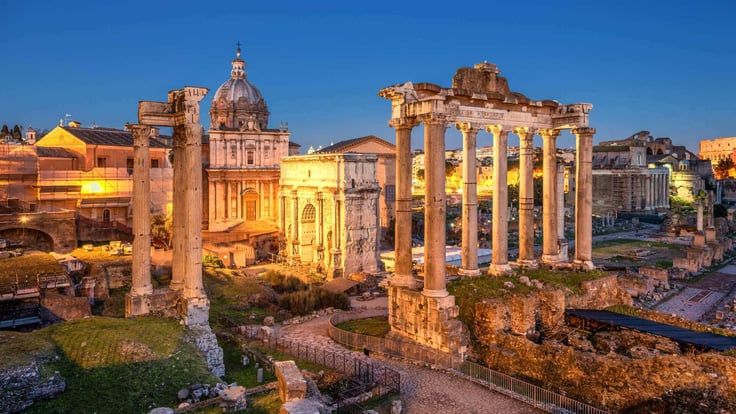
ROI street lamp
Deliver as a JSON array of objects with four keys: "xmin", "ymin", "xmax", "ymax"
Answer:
[{"xmin": 19, "ymin": 215, "xmax": 28, "ymax": 242}]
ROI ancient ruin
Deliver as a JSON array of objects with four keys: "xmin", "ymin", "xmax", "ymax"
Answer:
[
  {"xmin": 125, "ymin": 86, "xmax": 223, "ymax": 377},
  {"xmin": 379, "ymin": 62, "xmax": 595, "ymax": 355}
]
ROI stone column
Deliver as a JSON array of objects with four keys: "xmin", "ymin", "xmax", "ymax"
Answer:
[
  {"xmin": 420, "ymin": 113, "xmax": 449, "ymax": 297},
  {"xmin": 696, "ymin": 199, "xmax": 704, "ymax": 232},
  {"xmin": 181, "ymin": 123, "xmax": 206, "ymax": 300},
  {"xmin": 317, "ymin": 192, "xmax": 324, "ymax": 251},
  {"xmin": 557, "ymin": 163, "xmax": 568, "ymax": 262},
  {"xmin": 457, "ymin": 122, "xmax": 481, "ymax": 276},
  {"xmin": 279, "ymin": 195, "xmax": 286, "ymax": 236},
  {"xmin": 291, "ymin": 191, "xmax": 299, "ymax": 258},
  {"xmin": 514, "ymin": 127, "xmax": 537, "ymax": 268},
  {"xmin": 487, "ymin": 124, "xmax": 512, "ymax": 275},
  {"xmin": 645, "ymin": 175, "xmax": 651, "ymax": 211},
  {"xmin": 573, "ymin": 127, "xmax": 595, "ymax": 269},
  {"xmin": 390, "ymin": 117, "xmax": 419, "ymax": 288},
  {"xmin": 126, "ymin": 124, "xmax": 153, "ymax": 317},
  {"xmin": 170, "ymin": 126, "xmax": 186, "ymax": 292},
  {"xmin": 539, "ymin": 128, "xmax": 561, "ymax": 264}
]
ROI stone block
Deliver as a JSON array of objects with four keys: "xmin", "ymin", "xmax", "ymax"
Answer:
[
  {"xmin": 263, "ymin": 316, "xmax": 275, "ymax": 326},
  {"xmin": 280, "ymin": 398, "xmax": 327, "ymax": 414},
  {"xmin": 275, "ymin": 361, "xmax": 307, "ymax": 403}
]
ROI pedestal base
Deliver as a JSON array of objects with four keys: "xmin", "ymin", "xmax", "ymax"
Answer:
[
  {"xmin": 513, "ymin": 259, "xmax": 538, "ymax": 269},
  {"xmin": 182, "ymin": 295, "xmax": 211, "ymax": 327},
  {"xmin": 488, "ymin": 263, "xmax": 513, "ymax": 276},
  {"xmin": 390, "ymin": 273, "xmax": 417, "ymax": 288},
  {"xmin": 573, "ymin": 260, "xmax": 595, "ymax": 270},
  {"xmin": 541, "ymin": 254, "xmax": 563, "ymax": 264},
  {"xmin": 125, "ymin": 294, "xmax": 150, "ymax": 318},
  {"xmin": 458, "ymin": 268, "xmax": 482, "ymax": 277},
  {"xmin": 388, "ymin": 286, "xmax": 467, "ymax": 356}
]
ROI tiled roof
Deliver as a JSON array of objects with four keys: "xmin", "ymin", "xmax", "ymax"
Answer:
[
  {"xmin": 61, "ymin": 127, "xmax": 169, "ymax": 148},
  {"xmin": 315, "ymin": 135, "xmax": 394, "ymax": 154},
  {"xmin": 37, "ymin": 146, "xmax": 78, "ymax": 158}
]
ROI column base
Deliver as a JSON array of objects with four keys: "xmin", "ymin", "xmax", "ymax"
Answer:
[
  {"xmin": 458, "ymin": 268, "xmax": 482, "ymax": 277},
  {"xmin": 390, "ymin": 273, "xmax": 417, "ymax": 289},
  {"xmin": 573, "ymin": 260, "xmax": 595, "ymax": 270},
  {"xmin": 422, "ymin": 288, "xmax": 449, "ymax": 298},
  {"xmin": 513, "ymin": 259, "xmax": 538, "ymax": 269},
  {"xmin": 541, "ymin": 254, "xmax": 563, "ymax": 264},
  {"xmin": 558, "ymin": 239, "xmax": 569, "ymax": 262},
  {"xmin": 125, "ymin": 293, "xmax": 150, "ymax": 318},
  {"xmin": 488, "ymin": 263, "xmax": 513, "ymax": 276}
]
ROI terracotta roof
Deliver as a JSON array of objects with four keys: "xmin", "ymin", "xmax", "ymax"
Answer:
[
  {"xmin": 37, "ymin": 146, "xmax": 78, "ymax": 158},
  {"xmin": 315, "ymin": 135, "xmax": 395, "ymax": 154},
  {"xmin": 321, "ymin": 278, "xmax": 359, "ymax": 294},
  {"xmin": 61, "ymin": 127, "xmax": 169, "ymax": 148}
]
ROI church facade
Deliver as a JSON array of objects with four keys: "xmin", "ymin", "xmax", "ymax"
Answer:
[{"xmin": 204, "ymin": 47, "xmax": 291, "ymax": 232}]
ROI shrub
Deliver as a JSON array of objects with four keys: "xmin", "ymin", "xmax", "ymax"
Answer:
[
  {"xmin": 278, "ymin": 288, "xmax": 350, "ymax": 315},
  {"xmin": 264, "ymin": 270, "xmax": 307, "ymax": 293},
  {"xmin": 203, "ymin": 254, "xmax": 224, "ymax": 268}
]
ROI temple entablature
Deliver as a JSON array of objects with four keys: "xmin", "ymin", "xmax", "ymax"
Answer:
[{"xmin": 378, "ymin": 63, "xmax": 592, "ymax": 131}]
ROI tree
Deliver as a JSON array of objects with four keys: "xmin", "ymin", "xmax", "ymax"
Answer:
[
  {"xmin": 445, "ymin": 160, "xmax": 457, "ymax": 177},
  {"xmin": 1, "ymin": 125, "xmax": 8, "ymax": 136},
  {"xmin": 714, "ymin": 158, "xmax": 734, "ymax": 180},
  {"xmin": 151, "ymin": 213, "xmax": 173, "ymax": 249},
  {"xmin": 12, "ymin": 125, "xmax": 21, "ymax": 141}
]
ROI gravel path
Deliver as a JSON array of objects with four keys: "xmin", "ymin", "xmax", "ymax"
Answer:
[{"xmin": 277, "ymin": 300, "xmax": 539, "ymax": 414}]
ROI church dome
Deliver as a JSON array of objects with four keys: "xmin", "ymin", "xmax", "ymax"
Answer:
[{"xmin": 210, "ymin": 45, "xmax": 270, "ymax": 131}]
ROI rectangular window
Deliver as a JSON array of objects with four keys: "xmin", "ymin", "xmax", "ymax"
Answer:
[
  {"xmin": 247, "ymin": 151, "xmax": 254, "ymax": 165},
  {"xmin": 151, "ymin": 159, "xmax": 160, "ymax": 168},
  {"xmin": 231, "ymin": 144, "xmax": 237, "ymax": 158},
  {"xmin": 126, "ymin": 158, "xmax": 134, "ymax": 169},
  {"xmin": 97, "ymin": 157, "xmax": 107, "ymax": 168},
  {"xmin": 385, "ymin": 184, "xmax": 396, "ymax": 202}
]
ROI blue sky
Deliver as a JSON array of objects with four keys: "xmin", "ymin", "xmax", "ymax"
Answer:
[{"xmin": 2, "ymin": 0, "xmax": 735, "ymax": 152}]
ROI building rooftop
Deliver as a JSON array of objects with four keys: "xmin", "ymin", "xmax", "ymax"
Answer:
[
  {"xmin": 59, "ymin": 127, "xmax": 170, "ymax": 148},
  {"xmin": 316, "ymin": 135, "xmax": 394, "ymax": 154}
]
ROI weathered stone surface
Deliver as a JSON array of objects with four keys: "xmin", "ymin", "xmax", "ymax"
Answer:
[
  {"xmin": 40, "ymin": 294, "xmax": 91, "ymax": 322},
  {"xmin": 187, "ymin": 325, "xmax": 225, "ymax": 378},
  {"xmin": 220, "ymin": 385, "xmax": 247, "ymax": 411},
  {"xmin": 177, "ymin": 388, "xmax": 189, "ymax": 400},
  {"xmin": 0, "ymin": 360, "xmax": 66, "ymax": 413},
  {"xmin": 148, "ymin": 408, "xmax": 174, "ymax": 414},
  {"xmin": 280, "ymin": 398, "xmax": 327, "ymax": 414},
  {"xmin": 263, "ymin": 316, "xmax": 275, "ymax": 326},
  {"xmin": 275, "ymin": 361, "xmax": 306, "ymax": 403}
]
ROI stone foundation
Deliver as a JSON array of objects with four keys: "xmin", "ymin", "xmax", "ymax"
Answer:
[
  {"xmin": 41, "ymin": 294, "xmax": 91, "ymax": 322},
  {"xmin": 125, "ymin": 288, "xmax": 180, "ymax": 319},
  {"xmin": 387, "ymin": 286, "xmax": 467, "ymax": 356},
  {"xmin": 188, "ymin": 325, "xmax": 225, "ymax": 378},
  {"xmin": 275, "ymin": 361, "xmax": 307, "ymax": 403}
]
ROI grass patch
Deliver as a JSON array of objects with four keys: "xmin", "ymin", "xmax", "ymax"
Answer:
[
  {"xmin": 523, "ymin": 268, "xmax": 609, "ymax": 295},
  {"xmin": 0, "ymin": 253, "xmax": 64, "ymax": 282},
  {"xmin": 335, "ymin": 316, "xmax": 390, "ymax": 338},
  {"xmin": 221, "ymin": 340, "xmax": 276, "ymax": 388},
  {"xmin": 70, "ymin": 248, "xmax": 132, "ymax": 263},
  {"xmin": 0, "ymin": 330, "xmax": 56, "ymax": 370},
  {"xmin": 15, "ymin": 316, "xmax": 218, "ymax": 414},
  {"xmin": 204, "ymin": 268, "xmax": 274, "ymax": 330}
]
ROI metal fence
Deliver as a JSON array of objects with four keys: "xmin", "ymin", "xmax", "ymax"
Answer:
[{"xmin": 327, "ymin": 313, "xmax": 609, "ymax": 414}]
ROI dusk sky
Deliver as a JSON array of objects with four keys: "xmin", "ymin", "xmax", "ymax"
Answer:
[{"xmin": 2, "ymin": 0, "xmax": 735, "ymax": 152}]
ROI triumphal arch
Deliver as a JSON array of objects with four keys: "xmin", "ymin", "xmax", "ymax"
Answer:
[{"xmin": 379, "ymin": 62, "xmax": 594, "ymax": 356}]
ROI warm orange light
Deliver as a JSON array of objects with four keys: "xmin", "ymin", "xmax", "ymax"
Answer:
[
  {"xmin": 81, "ymin": 181, "xmax": 103, "ymax": 194},
  {"xmin": 19, "ymin": 216, "xmax": 28, "ymax": 224}
]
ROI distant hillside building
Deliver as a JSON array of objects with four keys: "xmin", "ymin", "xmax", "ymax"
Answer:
[
  {"xmin": 699, "ymin": 136, "xmax": 736, "ymax": 165},
  {"xmin": 204, "ymin": 46, "xmax": 292, "ymax": 232},
  {"xmin": 10, "ymin": 124, "xmax": 174, "ymax": 226}
]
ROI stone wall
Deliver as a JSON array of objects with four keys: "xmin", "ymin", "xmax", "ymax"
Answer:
[
  {"xmin": 0, "ymin": 359, "xmax": 65, "ymax": 414},
  {"xmin": 387, "ymin": 287, "xmax": 467, "ymax": 356},
  {"xmin": 40, "ymin": 294, "xmax": 91, "ymax": 322},
  {"xmin": 89, "ymin": 261, "xmax": 132, "ymax": 299}
]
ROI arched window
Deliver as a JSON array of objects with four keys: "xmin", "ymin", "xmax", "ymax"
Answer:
[{"xmin": 302, "ymin": 204, "xmax": 316, "ymax": 222}]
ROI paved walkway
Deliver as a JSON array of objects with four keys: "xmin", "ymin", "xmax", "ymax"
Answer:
[{"xmin": 276, "ymin": 301, "xmax": 540, "ymax": 414}]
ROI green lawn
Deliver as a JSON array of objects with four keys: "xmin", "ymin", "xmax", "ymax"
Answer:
[
  {"xmin": 6, "ymin": 317, "xmax": 219, "ymax": 414},
  {"xmin": 335, "ymin": 316, "xmax": 390, "ymax": 338},
  {"xmin": 204, "ymin": 268, "xmax": 274, "ymax": 331}
]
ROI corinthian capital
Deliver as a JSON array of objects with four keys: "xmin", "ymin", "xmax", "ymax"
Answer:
[
  {"xmin": 538, "ymin": 128, "xmax": 561, "ymax": 139},
  {"xmin": 485, "ymin": 124, "xmax": 507, "ymax": 137},
  {"xmin": 127, "ymin": 124, "xmax": 152, "ymax": 143},
  {"xmin": 388, "ymin": 117, "xmax": 419, "ymax": 130},
  {"xmin": 456, "ymin": 122, "xmax": 481, "ymax": 134},
  {"xmin": 417, "ymin": 112, "xmax": 448, "ymax": 126},
  {"xmin": 572, "ymin": 127, "xmax": 596, "ymax": 136}
]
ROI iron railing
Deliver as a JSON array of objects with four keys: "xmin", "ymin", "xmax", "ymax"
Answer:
[{"xmin": 327, "ymin": 313, "xmax": 608, "ymax": 414}]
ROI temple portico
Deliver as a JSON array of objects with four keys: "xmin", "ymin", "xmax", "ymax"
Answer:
[{"xmin": 379, "ymin": 62, "xmax": 594, "ymax": 356}]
